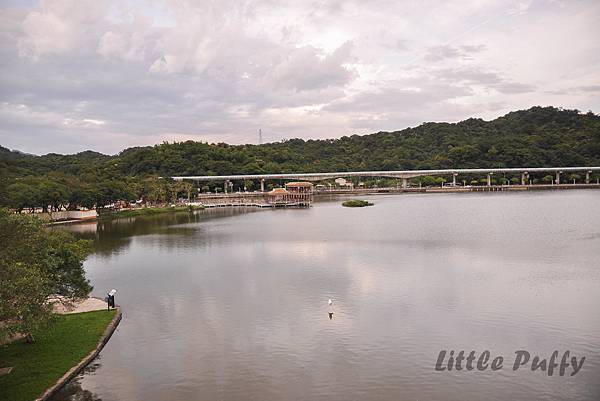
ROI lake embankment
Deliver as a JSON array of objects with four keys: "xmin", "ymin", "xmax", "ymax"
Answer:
[{"xmin": 0, "ymin": 305, "xmax": 121, "ymax": 401}]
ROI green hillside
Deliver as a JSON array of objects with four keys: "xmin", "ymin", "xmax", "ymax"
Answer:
[{"xmin": 1, "ymin": 106, "xmax": 599, "ymax": 210}]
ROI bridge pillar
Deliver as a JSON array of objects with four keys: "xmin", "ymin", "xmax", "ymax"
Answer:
[
  {"xmin": 521, "ymin": 172, "xmax": 528, "ymax": 185},
  {"xmin": 487, "ymin": 173, "xmax": 492, "ymax": 186},
  {"xmin": 260, "ymin": 179, "xmax": 265, "ymax": 192},
  {"xmin": 555, "ymin": 171, "xmax": 561, "ymax": 185},
  {"xmin": 586, "ymin": 171, "xmax": 591, "ymax": 184},
  {"xmin": 452, "ymin": 173, "xmax": 457, "ymax": 186},
  {"xmin": 402, "ymin": 178, "xmax": 408, "ymax": 189},
  {"xmin": 224, "ymin": 180, "xmax": 230, "ymax": 194}
]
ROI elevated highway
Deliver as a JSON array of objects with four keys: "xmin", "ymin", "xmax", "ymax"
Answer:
[{"xmin": 173, "ymin": 166, "xmax": 600, "ymax": 192}]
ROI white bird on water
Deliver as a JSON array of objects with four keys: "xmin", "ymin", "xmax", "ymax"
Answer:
[{"xmin": 328, "ymin": 299, "xmax": 333, "ymax": 306}]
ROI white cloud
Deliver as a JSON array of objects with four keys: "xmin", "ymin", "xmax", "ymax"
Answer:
[
  {"xmin": 17, "ymin": 0, "xmax": 110, "ymax": 60},
  {"xmin": 82, "ymin": 118, "xmax": 106, "ymax": 126}
]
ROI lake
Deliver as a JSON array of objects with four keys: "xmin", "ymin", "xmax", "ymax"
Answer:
[{"xmin": 52, "ymin": 190, "xmax": 600, "ymax": 401}]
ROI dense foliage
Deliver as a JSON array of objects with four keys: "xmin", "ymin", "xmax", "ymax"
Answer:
[
  {"xmin": 0, "ymin": 210, "xmax": 92, "ymax": 342},
  {"xmin": 1, "ymin": 106, "xmax": 599, "ymax": 209},
  {"xmin": 342, "ymin": 200, "xmax": 374, "ymax": 207}
]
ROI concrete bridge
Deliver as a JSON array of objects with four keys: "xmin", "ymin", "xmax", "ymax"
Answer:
[{"xmin": 173, "ymin": 166, "xmax": 600, "ymax": 192}]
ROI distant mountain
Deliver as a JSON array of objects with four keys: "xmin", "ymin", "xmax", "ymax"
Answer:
[{"xmin": 1, "ymin": 106, "xmax": 599, "ymax": 180}]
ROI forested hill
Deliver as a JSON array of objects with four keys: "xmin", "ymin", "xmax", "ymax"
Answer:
[{"xmin": 2, "ymin": 106, "xmax": 600, "ymax": 180}]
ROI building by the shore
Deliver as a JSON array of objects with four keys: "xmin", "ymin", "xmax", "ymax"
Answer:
[{"xmin": 267, "ymin": 182, "xmax": 313, "ymax": 206}]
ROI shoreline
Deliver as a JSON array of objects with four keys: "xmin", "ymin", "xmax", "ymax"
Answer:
[
  {"xmin": 35, "ymin": 308, "xmax": 122, "ymax": 401},
  {"xmin": 43, "ymin": 184, "xmax": 600, "ymax": 225},
  {"xmin": 47, "ymin": 205, "xmax": 202, "ymax": 226},
  {"xmin": 313, "ymin": 183, "xmax": 600, "ymax": 196},
  {"xmin": 97, "ymin": 205, "xmax": 202, "ymax": 220}
]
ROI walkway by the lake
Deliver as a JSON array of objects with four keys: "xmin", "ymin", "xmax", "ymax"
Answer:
[{"xmin": 51, "ymin": 297, "xmax": 108, "ymax": 314}]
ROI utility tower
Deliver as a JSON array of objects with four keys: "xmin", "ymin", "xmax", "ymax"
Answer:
[{"xmin": 259, "ymin": 128, "xmax": 262, "ymax": 145}]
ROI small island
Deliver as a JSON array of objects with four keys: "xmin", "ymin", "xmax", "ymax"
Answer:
[{"xmin": 342, "ymin": 199, "xmax": 374, "ymax": 208}]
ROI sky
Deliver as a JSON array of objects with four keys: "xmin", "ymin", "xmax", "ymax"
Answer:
[{"xmin": 0, "ymin": 0, "xmax": 599, "ymax": 155}]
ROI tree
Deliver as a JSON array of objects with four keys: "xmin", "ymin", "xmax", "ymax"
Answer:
[
  {"xmin": 45, "ymin": 230, "xmax": 93, "ymax": 299},
  {"xmin": 6, "ymin": 181, "xmax": 37, "ymax": 212},
  {"xmin": 0, "ymin": 209, "xmax": 93, "ymax": 343},
  {"xmin": 142, "ymin": 177, "xmax": 167, "ymax": 204},
  {"xmin": 39, "ymin": 179, "xmax": 70, "ymax": 212},
  {"xmin": 1, "ymin": 262, "xmax": 51, "ymax": 343},
  {"xmin": 568, "ymin": 174, "xmax": 580, "ymax": 183},
  {"xmin": 169, "ymin": 180, "xmax": 193, "ymax": 202},
  {"xmin": 420, "ymin": 176, "xmax": 437, "ymax": 186},
  {"xmin": 417, "ymin": 176, "xmax": 432, "ymax": 186},
  {"xmin": 244, "ymin": 180, "xmax": 255, "ymax": 191},
  {"xmin": 448, "ymin": 144, "xmax": 481, "ymax": 164},
  {"xmin": 69, "ymin": 183, "xmax": 97, "ymax": 210},
  {"xmin": 181, "ymin": 181, "xmax": 194, "ymax": 200}
]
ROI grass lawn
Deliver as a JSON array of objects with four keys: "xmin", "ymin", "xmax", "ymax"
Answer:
[{"xmin": 0, "ymin": 309, "xmax": 117, "ymax": 401}]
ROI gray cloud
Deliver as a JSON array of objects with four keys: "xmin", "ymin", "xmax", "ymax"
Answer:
[
  {"xmin": 577, "ymin": 85, "xmax": 600, "ymax": 93},
  {"xmin": 270, "ymin": 42, "xmax": 355, "ymax": 91},
  {"xmin": 324, "ymin": 82, "xmax": 472, "ymax": 114},
  {"xmin": 460, "ymin": 44, "xmax": 487, "ymax": 53},
  {"xmin": 493, "ymin": 82, "xmax": 536, "ymax": 94},
  {"xmin": 423, "ymin": 44, "xmax": 487, "ymax": 62},
  {"xmin": 424, "ymin": 45, "xmax": 463, "ymax": 62},
  {"xmin": 0, "ymin": 0, "xmax": 599, "ymax": 154},
  {"xmin": 429, "ymin": 66, "xmax": 536, "ymax": 93}
]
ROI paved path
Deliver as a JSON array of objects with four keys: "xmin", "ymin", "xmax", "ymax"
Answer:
[{"xmin": 51, "ymin": 297, "xmax": 108, "ymax": 314}]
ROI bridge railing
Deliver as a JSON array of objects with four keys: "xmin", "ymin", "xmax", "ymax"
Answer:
[{"xmin": 173, "ymin": 166, "xmax": 600, "ymax": 183}]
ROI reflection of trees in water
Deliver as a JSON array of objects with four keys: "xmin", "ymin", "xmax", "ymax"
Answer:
[
  {"xmin": 48, "ymin": 362, "xmax": 102, "ymax": 401},
  {"xmin": 64, "ymin": 208, "xmax": 260, "ymax": 258}
]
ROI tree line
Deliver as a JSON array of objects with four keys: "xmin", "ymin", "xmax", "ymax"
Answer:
[{"xmin": 1, "ymin": 174, "xmax": 194, "ymax": 212}]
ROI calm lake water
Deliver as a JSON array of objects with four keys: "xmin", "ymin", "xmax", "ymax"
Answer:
[{"xmin": 52, "ymin": 191, "xmax": 600, "ymax": 401}]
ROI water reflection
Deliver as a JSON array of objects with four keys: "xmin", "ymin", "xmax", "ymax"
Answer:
[
  {"xmin": 55, "ymin": 208, "xmax": 260, "ymax": 258},
  {"xmin": 51, "ymin": 362, "xmax": 103, "ymax": 401}
]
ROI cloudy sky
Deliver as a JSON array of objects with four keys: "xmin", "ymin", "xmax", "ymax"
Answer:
[{"xmin": 1, "ymin": 0, "xmax": 599, "ymax": 155}]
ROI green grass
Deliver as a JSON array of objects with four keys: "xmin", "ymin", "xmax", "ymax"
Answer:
[
  {"xmin": 342, "ymin": 199, "xmax": 374, "ymax": 207},
  {"xmin": 0, "ymin": 309, "xmax": 117, "ymax": 401}
]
